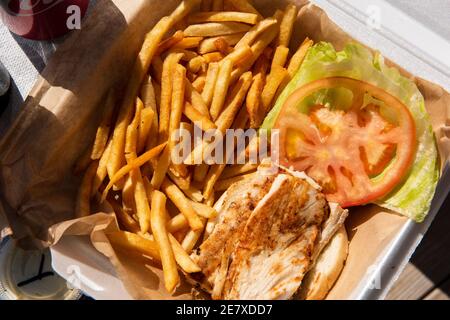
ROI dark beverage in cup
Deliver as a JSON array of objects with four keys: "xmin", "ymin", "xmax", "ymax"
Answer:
[{"xmin": 0, "ymin": 0, "xmax": 89, "ymax": 40}]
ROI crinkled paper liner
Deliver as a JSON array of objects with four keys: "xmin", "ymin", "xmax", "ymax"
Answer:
[{"xmin": 0, "ymin": 0, "xmax": 449, "ymax": 299}]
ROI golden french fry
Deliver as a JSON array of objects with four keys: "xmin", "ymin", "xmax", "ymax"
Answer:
[
  {"xmin": 194, "ymin": 164, "xmax": 209, "ymax": 183},
  {"xmin": 137, "ymin": 107, "xmax": 155, "ymax": 153},
  {"xmin": 141, "ymin": 75, "xmax": 158, "ymax": 113},
  {"xmin": 170, "ymin": 49, "xmax": 199, "ymax": 61},
  {"xmin": 108, "ymin": 0, "xmax": 198, "ymax": 179},
  {"xmin": 159, "ymin": 52, "xmax": 184, "ymax": 143},
  {"xmin": 125, "ymin": 98, "xmax": 143, "ymax": 155},
  {"xmin": 171, "ymin": 36, "xmax": 204, "ymax": 50},
  {"xmin": 230, "ymin": 24, "xmax": 278, "ymax": 83},
  {"xmin": 161, "ymin": 178, "xmax": 203, "ymax": 230},
  {"xmin": 210, "ymin": 59, "xmax": 233, "ymax": 121},
  {"xmin": 215, "ymin": 71, "xmax": 253, "ymax": 132},
  {"xmin": 91, "ymin": 91, "xmax": 115, "ymax": 160},
  {"xmin": 186, "ymin": 71, "xmax": 252, "ymax": 165},
  {"xmin": 271, "ymin": 45, "xmax": 290, "ymax": 69},
  {"xmin": 233, "ymin": 100, "xmax": 250, "ymax": 129},
  {"xmin": 188, "ymin": 11, "xmax": 258, "ymax": 24},
  {"xmin": 224, "ymin": 44, "xmax": 253, "ymax": 66},
  {"xmin": 75, "ymin": 161, "xmax": 98, "ymax": 217},
  {"xmin": 221, "ymin": 162, "xmax": 258, "ymax": 179},
  {"xmin": 151, "ymin": 56, "xmax": 164, "ymax": 83},
  {"xmin": 151, "ymin": 145, "xmax": 171, "ymax": 189},
  {"xmin": 228, "ymin": 0, "xmax": 263, "ymax": 19},
  {"xmin": 261, "ymin": 65, "xmax": 288, "ymax": 113},
  {"xmin": 278, "ymin": 3, "xmax": 298, "ymax": 47},
  {"xmin": 107, "ymin": 194, "xmax": 140, "ymax": 233},
  {"xmin": 287, "ymin": 37, "xmax": 313, "ymax": 78},
  {"xmin": 181, "ymin": 223, "xmax": 205, "ymax": 253},
  {"xmin": 102, "ymin": 142, "xmax": 166, "ymax": 201},
  {"xmin": 215, "ymin": 171, "xmax": 257, "ymax": 191},
  {"xmin": 198, "ymin": 33, "xmax": 244, "ymax": 54},
  {"xmin": 168, "ymin": 234, "xmax": 201, "ymax": 273},
  {"xmin": 182, "ymin": 184, "xmax": 204, "ymax": 202},
  {"xmin": 187, "ymin": 56, "xmax": 206, "ymax": 73},
  {"xmin": 212, "ymin": 0, "xmax": 223, "ymax": 11},
  {"xmin": 185, "ymin": 80, "xmax": 210, "ymax": 118},
  {"xmin": 203, "ymin": 163, "xmax": 226, "ymax": 200},
  {"xmin": 155, "ymin": 30, "xmax": 184, "ymax": 55},
  {"xmin": 234, "ymin": 18, "xmax": 277, "ymax": 49},
  {"xmin": 190, "ymin": 201, "xmax": 218, "ymax": 219},
  {"xmin": 201, "ymin": 62, "xmax": 220, "ymax": 107},
  {"xmin": 167, "ymin": 213, "xmax": 188, "ymax": 233},
  {"xmin": 92, "ymin": 138, "xmax": 112, "ymax": 196},
  {"xmin": 151, "ymin": 190, "xmax": 179, "ymax": 293},
  {"xmin": 133, "ymin": 167, "xmax": 152, "ymax": 234},
  {"xmin": 184, "ymin": 22, "xmax": 251, "ymax": 37},
  {"xmin": 107, "ymin": 231, "xmax": 160, "ymax": 260},
  {"xmin": 122, "ymin": 173, "xmax": 136, "ymax": 217},
  {"xmin": 192, "ymin": 75, "xmax": 206, "ymax": 92},
  {"xmin": 169, "ymin": 64, "xmax": 187, "ymax": 152},
  {"xmin": 168, "ymin": 168, "xmax": 191, "ymax": 191},
  {"xmin": 184, "ymin": 102, "xmax": 217, "ymax": 131},
  {"xmin": 246, "ymin": 72, "xmax": 265, "ymax": 128},
  {"xmin": 214, "ymin": 37, "xmax": 233, "ymax": 55},
  {"xmin": 202, "ymin": 51, "xmax": 225, "ymax": 63}
]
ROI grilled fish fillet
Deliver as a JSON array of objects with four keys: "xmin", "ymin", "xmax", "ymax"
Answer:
[{"xmin": 191, "ymin": 164, "xmax": 348, "ymax": 300}]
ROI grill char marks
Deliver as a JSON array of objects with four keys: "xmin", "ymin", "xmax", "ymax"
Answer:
[
  {"xmin": 190, "ymin": 164, "xmax": 348, "ymax": 300},
  {"xmin": 222, "ymin": 174, "xmax": 328, "ymax": 300}
]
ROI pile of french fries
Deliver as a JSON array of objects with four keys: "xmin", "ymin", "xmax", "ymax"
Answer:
[{"xmin": 74, "ymin": 0, "xmax": 313, "ymax": 294}]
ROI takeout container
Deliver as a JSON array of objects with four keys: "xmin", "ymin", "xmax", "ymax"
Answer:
[{"xmin": 0, "ymin": 0, "xmax": 449, "ymax": 300}]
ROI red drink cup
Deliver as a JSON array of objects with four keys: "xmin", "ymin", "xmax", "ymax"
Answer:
[{"xmin": 0, "ymin": 0, "xmax": 89, "ymax": 40}]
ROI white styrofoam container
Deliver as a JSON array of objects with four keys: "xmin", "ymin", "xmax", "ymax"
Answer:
[{"xmin": 51, "ymin": 0, "xmax": 450, "ymax": 300}]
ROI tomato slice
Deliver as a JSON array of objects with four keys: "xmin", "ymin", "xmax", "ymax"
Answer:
[{"xmin": 273, "ymin": 77, "xmax": 416, "ymax": 207}]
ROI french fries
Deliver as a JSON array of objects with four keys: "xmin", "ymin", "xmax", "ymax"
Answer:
[
  {"xmin": 101, "ymin": 142, "xmax": 166, "ymax": 201},
  {"xmin": 210, "ymin": 59, "xmax": 233, "ymax": 121},
  {"xmin": 161, "ymin": 178, "xmax": 204, "ymax": 231},
  {"xmin": 261, "ymin": 65, "xmax": 288, "ymax": 113},
  {"xmin": 151, "ymin": 191, "xmax": 179, "ymax": 293},
  {"xmin": 234, "ymin": 18, "xmax": 277, "ymax": 49},
  {"xmin": 271, "ymin": 45, "xmax": 290, "ymax": 69},
  {"xmin": 287, "ymin": 37, "xmax": 313, "ymax": 77},
  {"xmin": 228, "ymin": 0, "xmax": 263, "ymax": 20},
  {"xmin": 108, "ymin": 0, "xmax": 198, "ymax": 179},
  {"xmin": 155, "ymin": 30, "xmax": 184, "ymax": 55},
  {"xmin": 184, "ymin": 102, "xmax": 217, "ymax": 131},
  {"xmin": 277, "ymin": 3, "xmax": 298, "ymax": 47},
  {"xmin": 188, "ymin": 11, "xmax": 259, "ymax": 24},
  {"xmin": 185, "ymin": 81, "xmax": 210, "ymax": 117},
  {"xmin": 137, "ymin": 107, "xmax": 155, "ymax": 153},
  {"xmin": 159, "ymin": 52, "xmax": 184, "ymax": 143},
  {"xmin": 107, "ymin": 231, "xmax": 160, "ymax": 260},
  {"xmin": 198, "ymin": 33, "xmax": 244, "ymax": 54},
  {"xmin": 184, "ymin": 22, "xmax": 251, "ymax": 37},
  {"xmin": 78, "ymin": 1, "xmax": 314, "ymax": 296}
]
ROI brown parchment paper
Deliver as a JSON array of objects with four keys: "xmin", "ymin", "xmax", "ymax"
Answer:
[{"xmin": 0, "ymin": 0, "xmax": 449, "ymax": 299}]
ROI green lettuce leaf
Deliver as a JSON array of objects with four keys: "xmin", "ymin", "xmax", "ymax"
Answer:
[{"xmin": 262, "ymin": 42, "xmax": 439, "ymax": 222}]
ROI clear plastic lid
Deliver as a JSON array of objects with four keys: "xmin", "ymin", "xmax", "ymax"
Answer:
[{"xmin": 0, "ymin": 238, "xmax": 82, "ymax": 300}]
